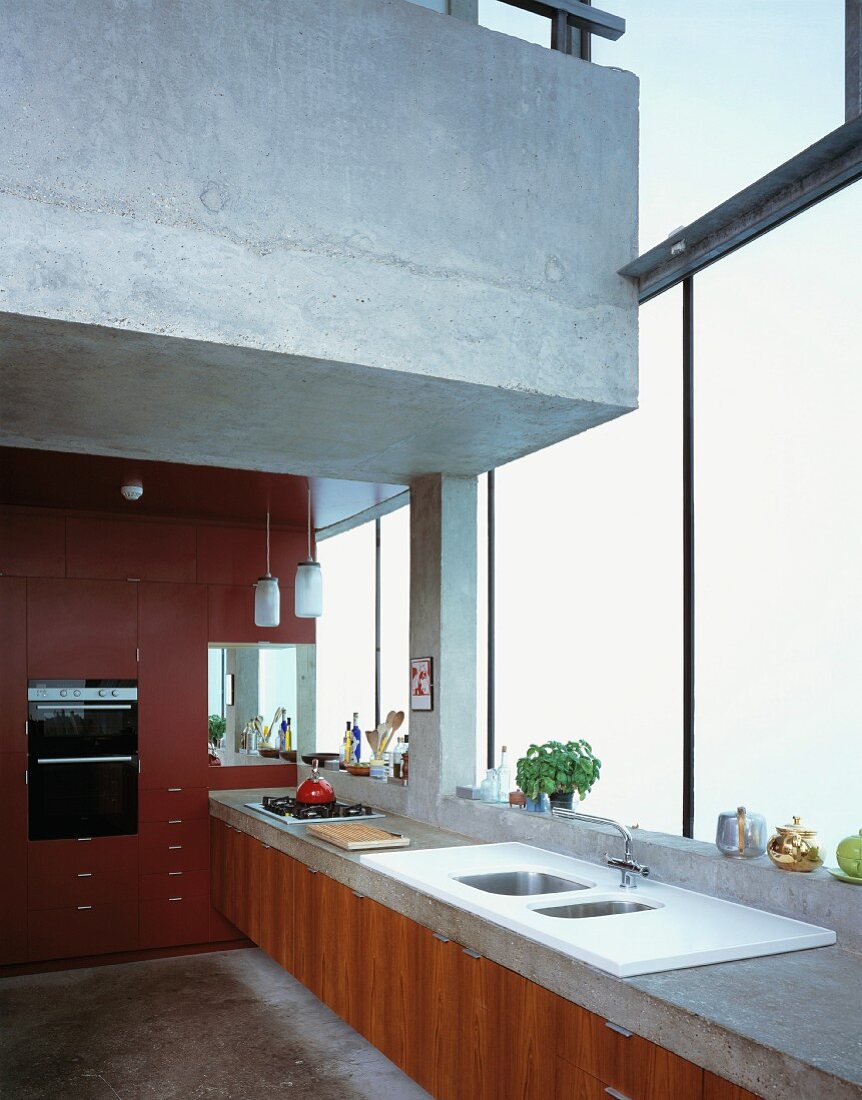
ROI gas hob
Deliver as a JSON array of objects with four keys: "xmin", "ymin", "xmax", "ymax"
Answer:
[{"xmin": 247, "ymin": 795, "xmax": 385, "ymax": 825}]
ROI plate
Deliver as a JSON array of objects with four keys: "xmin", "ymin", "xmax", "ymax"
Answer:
[
  {"xmin": 826, "ymin": 867, "xmax": 862, "ymax": 884},
  {"xmin": 279, "ymin": 750, "xmax": 297, "ymax": 762},
  {"xmin": 347, "ymin": 765, "xmax": 371, "ymax": 776},
  {"xmin": 301, "ymin": 752, "xmax": 340, "ymax": 764}
]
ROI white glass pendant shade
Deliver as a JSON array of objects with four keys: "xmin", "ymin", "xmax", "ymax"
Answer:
[
  {"xmin": 254, "ymin": 575, "xmax": 281, "ymax": 627},
  {"xmin": 295, "ymin": 561, "xmax": 323, "ymax": 618}
]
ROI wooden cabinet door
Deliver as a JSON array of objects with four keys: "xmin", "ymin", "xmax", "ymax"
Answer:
[
  {"xmin": 555, "ymin": 1059, "xmax": 618, "ymax": 1100},
  {"xmin": 0, "ymin": 753, "xmax": 28, "ymax": 964},
  {"xmin": 318, "ymin": 878, "xmax": 372, "ymax": 1029},
  {"xmin": 27, "ymin": 578, "xmax": 138, "ymax": 678},
  {"xmin": 704, "ymin": 1072, "xmax": 761, "ymax": 1100},
  {"xmin": 557, "ymin": 998, "xmax": 703, "ymax": 1100},
  {"xmin": 66, "ymin": 517, "xmax": 196, "ymax": 583},
  {"xmin": 138, "ymin": 582, "xmax": 208, "ymax": 790},
  {"xmin": 0, "ymin": 578, "xmax": 27, "ymax": 754},
  {"xmin": 259, "ymin": 845, "xmax": 295, "ymax": 971},
  {"xmin": 495, "ymin": 965, "xmax": 561, "ymax": 1100},
  {"xmin": 293, "ymin": 863, "xmax": 327, "ymax": 1001},
  {"xmin": 209, "ymin": 817, "xmax": 243, "ymax": 943},
  {"xmin": 363, "ymin": 898, "xmax": 423, "ymax": 1067}
]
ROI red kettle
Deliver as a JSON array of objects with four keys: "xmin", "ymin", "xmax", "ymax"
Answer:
[{"xmin": 296, "ymin": 759, "xmax": 336, "ymax": 805}]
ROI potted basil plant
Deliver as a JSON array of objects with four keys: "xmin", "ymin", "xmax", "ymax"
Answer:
[
  {"xmin": 208, "ymin": 714, "xmax": 226, "ymax": 749},
  {"xmin": 515, "ymin": 739, "xmax": 601, "ymax": 813}
]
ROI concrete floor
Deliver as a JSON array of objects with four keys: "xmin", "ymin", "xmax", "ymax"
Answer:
[{"xmin": 0, "ymin": 948, "xmax": 431, "ymax": 1100}]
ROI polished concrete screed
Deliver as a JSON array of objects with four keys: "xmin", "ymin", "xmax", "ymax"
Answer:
[{"xmin": 0, "ymin": 949, "xmax": 430, "ymax": 1100}]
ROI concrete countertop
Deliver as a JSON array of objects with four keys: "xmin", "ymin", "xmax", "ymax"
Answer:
[
  {"xmin": 210, "ymin": 789, "xmax": 862, "ymax": 1100},
  {"xmin": 211, "ymin": 749, "xmax": 291, "ymax": 767}
]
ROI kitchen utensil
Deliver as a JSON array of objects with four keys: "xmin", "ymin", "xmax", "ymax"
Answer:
[
  {"xmin": 346, "ymin": 764, "xmax": 371, "ymax": 776},
  {"xmin": 366, "ymin": 728, "xmax": 380, "ymax": 756},
  {"xmin": 767, "ymin": 816, "xmax": 823, "ymax": 873},
  {"xmin": 835, "ymin": 828, "xmax": 862, "ymax": 878},
  {"xmin": 301, "ymin": 752, "xmax": 339, "ymax": 764},
  {"xmin": 305, "ymin": 821, "xmax": 410, "ymax": 850},
  {"xmin": 296, "ymin": 759, "xmax": 336, "ymax": 805},
  {"xmin": 258, "ymin": 747, "xmax": 280, "ymax": 758},
  {"xmin": 715, "ymin": 806, "xmax": 767, "ymax": 859},
  {"xmin": 378, "ymin": 710, "xmax": 404, "ymax": 757}
]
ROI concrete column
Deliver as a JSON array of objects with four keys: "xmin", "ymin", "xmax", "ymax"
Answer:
[
  {"xmin": 407, "ymin": 475, "xmax": 477, "ymax": 823},
  {"xmin": 235, "ymin": 648, "xmax": 260, "ymax": 749},
  {"xmin": 295, "ymin": 644, "xmax": 317, "ymax": 760}
]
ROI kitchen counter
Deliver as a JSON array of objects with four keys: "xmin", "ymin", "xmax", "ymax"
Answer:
[
  {"xmin": 210, "ymin": 789, "xmax": 862, "ymax": 1100},
  {"xmin": 211, "ymin": 749, "xmax": 291, "ymax": 767}
]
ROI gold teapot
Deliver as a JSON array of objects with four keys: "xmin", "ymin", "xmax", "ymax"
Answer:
[{"xmin": 767, "ymin": 816, "xmax": 823, "ymax": 873}]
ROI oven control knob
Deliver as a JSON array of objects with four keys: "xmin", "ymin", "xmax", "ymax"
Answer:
[
  {"xmin": 60, "ymin": 689, "xmax": 68, "ymax": 698},
  {"xmin": 111, "ymin": 690, "xmax": 119, "ymax": 697},
  {"xmin": 99, "ymin": 689, "xmax": 107, "ymax": 697},
  {"xmin": 73, "ymin": 689, "xmax": 81, "ymax": 697}
]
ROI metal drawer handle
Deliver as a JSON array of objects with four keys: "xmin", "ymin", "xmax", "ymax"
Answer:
[
  {"xmin": 77, "ymin": 872, "xmax": 93, "ymax": 878},
  {"xmin": 77, "ymin": 905, "xmax": 93, "ymax": 910},
  {"xmin": 168, "ymin": 788, "xmax": 182, "ymax": 792},
  {"xmin": 307, "ymin": 868, "xmax": 318, "ymax": 875},
  {"xmin": 352, "ymin": 892, "xmax": 365, "ymax": 900},
  {"xmin": 605, "ymin": 1022, "xmax": 634, "ymax": 1038},
  {"xmin": 168, "ymin": 871, "xmax": 183, "ymax": 876},
  {"xmin": 462, "ymin": 948, "xmax": 481, "ymax": 959},
  {"xmin": 168, "ymin": 819, "xmax": 182, "ymax": 824},
  {"xmin": 432, "ymin": 932, "xmax": 450, "ymax": 943},
  {"xmin": 39, "ymin": 756, "xmax": 135, "ymax": 764},
  {"xmin": 168, "ymin": 897, "xmax": 183, "ymax": 902},
  {"xmin": 77, "ymin": 837, "xmax": 92, "ymax": 842},
  {"xmin": 604, "ymin": 1089, "xmax": 633, "ymax": 1100},
  {"xmin": 168, "ymin": 845, "xmax": 183, "ymax": 850}
]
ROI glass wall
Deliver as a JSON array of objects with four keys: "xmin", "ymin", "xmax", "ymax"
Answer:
[
  {"xmin": 694, "ymin": 183, "xmax": 862, "ymax": 858},
  {"xmin": 493, "ymin": 287, "xmax": 683, "ymax": 832},
  {"xmin": 315, "ymin": 523, "xmax": 376, "ymax": 752}
]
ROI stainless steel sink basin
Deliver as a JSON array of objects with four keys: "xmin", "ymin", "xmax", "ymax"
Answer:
[
  {"xmin": 534, "ymin": 900, "xmax": 656, "ymax": 918},
  {"xmin": 454, "ymin": 871, "xmax": 590, "ymax": 896}
]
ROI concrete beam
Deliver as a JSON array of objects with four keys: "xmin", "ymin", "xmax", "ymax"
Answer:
[
  {"xmin": 316, "ymin": 491, "xmax": 410, "ymax": 542},
  {"xmin": 620, "ymin": 117, "xmax": 862, "ymax": 303},
  {"xmin": 407, "ymin": 475, "xmax": 477, "ymax": 822}
]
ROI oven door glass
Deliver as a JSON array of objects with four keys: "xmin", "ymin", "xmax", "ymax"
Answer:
[
  {"xmin": 28, "ymin": 757, "xmax": 139, "ymax": 840},
  {"xmin": 28, "ymin": 704, "xmax": 138, "ymax": 756}
]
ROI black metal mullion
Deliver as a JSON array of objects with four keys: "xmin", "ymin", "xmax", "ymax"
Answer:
[
  {"xmin": 375, "ymin": 517, "xmax": 381, "ymax": 731},
  {"xmin": 682, "ymin": 278, "xmax": 695, "ymax": 839},
  {"xmin": 487, "ymin": 470, "xmax": 496, "ymax": 770}
]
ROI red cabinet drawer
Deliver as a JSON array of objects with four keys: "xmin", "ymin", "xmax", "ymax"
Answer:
[
  {"xmin": 140, "ymin": 895, "xmax": 210, "ymax": 949},
  {"xmin": 139, "ymin": 786, "xmax": 209, "ymax": 823},
  {"xmin": 66, "ymin": 517, "xmax": 196, "ymax": 583},
  {"xmin": 140, "ymin": 869, "xmax": 210, "ymax": 901},
  {"xmin": 139, "ymin": 819, "xmax": 208, "ymax": 874},
  {"xmin": 29, "ymin": 835, "xmax": 139, "ymax": 877},
  {"xmin": 29, "ymin": 868, "xmax": 138, "ymax": 910},
  {"xmin": 28, "ymin": 901, "xmax": 138, "ymax": 961}
]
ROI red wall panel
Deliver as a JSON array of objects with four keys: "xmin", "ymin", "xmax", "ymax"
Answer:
[
  {"xmin": 0, "ymin": 753, "xmax": 29, "ymax": 964},
  {"xmin": 27, "ymin": 578, "xmax": 138, "ymax": 678},
  {"xmin": 207, "ymin": 763, "xmax": 297, "ymax": 790},
  {"xmin": 0, "ymin": 578, "xmax": 27, "ymax": 753},
  {"xmin": 67, "ymin": 517, "xmax": 196, "ymax": 583},
  {"xmin": 0, "ymin": 512, "xmax": 65, "ymax": 578}
]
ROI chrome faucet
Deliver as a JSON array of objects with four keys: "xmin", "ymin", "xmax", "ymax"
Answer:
[{"xmin": 551, "ymin": 808, "xmax": 650, "ymax": 889}]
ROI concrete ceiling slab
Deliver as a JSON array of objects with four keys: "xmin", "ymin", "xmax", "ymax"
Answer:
[{"xmin": 0, "ymin": 313, "xmax": 634, "ymax": 486}]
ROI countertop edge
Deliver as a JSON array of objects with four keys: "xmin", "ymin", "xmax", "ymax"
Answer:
[{"xmin": 209, "ymin": 792, "xmax": 862, "ymax": 1100}]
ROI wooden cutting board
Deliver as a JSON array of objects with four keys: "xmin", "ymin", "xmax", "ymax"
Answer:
[{"xmin": 305, "ymin": 822, "xmax": 411, "ymax": 850}]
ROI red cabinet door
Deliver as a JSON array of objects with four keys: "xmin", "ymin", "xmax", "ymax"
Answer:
[
  {"xmin": 0, "ymin": 511, "xmax": 65, "ymax": 578},
  {"xmin": 197, "ymin": 526, "xmax": 306, "ymax": 587},
  {"xmin": 27, "ymin": 578, "xmax": 138, "ymax": 678},
  {"xmin": 0, "ymin": 753, "xmax": 28, "ymax": 964},
  {"xmin": 207, "ymin": 584, "xmax": 315, "ymax": 646},
  {"xmin": 140, "ymin": 895, "xmax": 210, "ymax": 949},
  {"xmin": 138, "ymin": 582, "xmax": 208, "ymax": 790},
  {"xmin": 0, "ymin": 578, "xmax": 27, "ymax": 753},
  {"xmin": 67, "ymin": 517, "xmax": 197, "ymax": 583}
]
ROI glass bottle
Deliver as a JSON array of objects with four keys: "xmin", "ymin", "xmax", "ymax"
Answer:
[
  {"xmin": 352, "ymin": 712, "xmax": 362, "ymax": 764},
  {"xmin": 480, "ymin": 769, "xmax": 497, "ymax": 803},
  {"xmin": 496, "ymin": 745, "xmax": 512, "ymax": 803},
  {"xmin": 392, "ymin": 737, "xmax": 404, "ymax": 779}
]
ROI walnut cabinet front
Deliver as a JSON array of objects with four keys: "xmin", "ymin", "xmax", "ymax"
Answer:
[{"xmin": 210, "ymin": 817, "xmax": 760, "ymax": 1100}]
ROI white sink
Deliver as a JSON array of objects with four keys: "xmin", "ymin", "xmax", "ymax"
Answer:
[{"xmin": 360, "ymin": 842, "xmax": 836, "ymax": 977}]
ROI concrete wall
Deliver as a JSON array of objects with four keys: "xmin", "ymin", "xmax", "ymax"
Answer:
[{"xmin": 1, "ymin": 0, "xmax": 638, "ymax": 482}]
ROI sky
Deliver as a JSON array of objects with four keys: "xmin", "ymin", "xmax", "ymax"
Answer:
[{"xmin": 316, "ymin": 1, "xmax": 859, "ymax": 860}]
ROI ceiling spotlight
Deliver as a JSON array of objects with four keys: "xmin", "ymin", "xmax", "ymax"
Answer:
[{"xmin": 121, "ymin": 479, "xmax": 143, "ymax": 502}]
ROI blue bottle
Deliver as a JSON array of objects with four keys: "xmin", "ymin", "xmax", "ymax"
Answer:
[{"xmin": 351, "ymin": 712, "xmax": 362, "ymax": 764}]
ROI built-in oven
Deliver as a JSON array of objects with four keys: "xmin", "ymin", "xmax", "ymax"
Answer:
[{"xmin": 27, "ymin": 680, "xmax": 139, "ymax": 840}]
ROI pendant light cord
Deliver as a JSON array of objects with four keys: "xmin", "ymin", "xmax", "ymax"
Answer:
[
  {"xmin": 266, "ymin": 508, "xmax": 271, "ymax": 576},
  {"xmin": 307, "ymin": 485, "xmax": 313, "ymax": 562}
]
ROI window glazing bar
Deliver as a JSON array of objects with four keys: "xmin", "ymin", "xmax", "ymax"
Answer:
[
  {"xmin": 487, "ymin": 470, "xmax": 496, "ymax": 770},
  {"xmin": 682, "ymin": 278, "xmax": 695, "ymax": 840}
]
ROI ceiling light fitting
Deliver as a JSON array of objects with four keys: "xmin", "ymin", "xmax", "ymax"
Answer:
[
  {"xmin": 295, "ymin": 486, "xmax": 322, "ymax": 619},
  {"xmin": 254, "ymin": 508, "xmax": 280, "ymax": 628}
]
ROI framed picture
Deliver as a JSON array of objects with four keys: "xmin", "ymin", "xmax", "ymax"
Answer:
[{"xmin": 410, "ymin": 656, "xmax": 433, "ymax": 711}]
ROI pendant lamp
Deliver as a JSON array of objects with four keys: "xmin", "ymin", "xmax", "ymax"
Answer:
[
  {"xmin": 295, "ymin": 486, "xmax": 323, "ymax": 618},
  {"xmin": 254, "ymin": 508, "xmax": 280, "ymax": 628}
]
